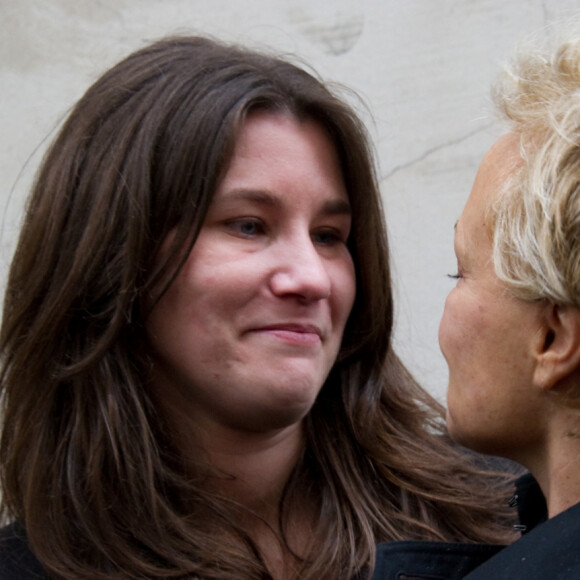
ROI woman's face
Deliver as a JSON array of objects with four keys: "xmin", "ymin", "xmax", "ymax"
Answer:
[
  {"xmin": 438, "ymin": 134, "xmax": 547, "ymax": 458},
  {"xmin": 146, "ymin": 110, "xmax": 356, "ymax": 435}
]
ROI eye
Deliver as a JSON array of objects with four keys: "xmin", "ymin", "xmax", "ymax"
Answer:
[
  {"xmin": 447, "ymin": 256, "xmax": 463, "ymax": 281},
  {"xmin": 312, "ymin": 227, "xmax": 348, "ymax": 247},
  {"xmin": 226, "ymin": 218, "xmax": 266, "ymax": 237}
]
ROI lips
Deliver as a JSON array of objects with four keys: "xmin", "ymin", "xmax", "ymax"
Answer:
[
  {"xmin": 248, "ymin": 322, "xmax": 324, "ymax": 345},
  {"xmin": 255, "ymin": 323, "xmax": 322, "ymax": 336}
]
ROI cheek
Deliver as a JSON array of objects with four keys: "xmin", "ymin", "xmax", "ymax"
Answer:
[
  {"xmin": 439, "ymin": 289, "xmax": 491, "ymax": 374},
  {"xmin": 334, "ymin": 257, "xmax": 356, "ymax": 325},
  {"xmin": 438, "ymin": 291, "xmax": 462, "ymax": 358},
  {"xmin": 145, "ymin": 276, "xmax": 195, "ymax": 352}
]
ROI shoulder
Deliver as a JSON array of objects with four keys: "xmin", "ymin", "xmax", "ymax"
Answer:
[
  {"xmin": 0, "ymin": 524, "xmax": 46, "ymax": 579},
  {"xmin": 464, "ymin": 499, "xmax": 580, "ymax": 579}
]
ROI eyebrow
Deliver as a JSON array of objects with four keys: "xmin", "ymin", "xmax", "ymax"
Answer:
[
  {"xmin": 323, "ymin": 198, "xmax": 352, "ymax": 216},
  {"xmin": 220, "ymin": 189, "xmax": 352, "ymax": 216},
  {"xmin": 224, "ymin": 189, "xmax": 281, "ymax": 208}
]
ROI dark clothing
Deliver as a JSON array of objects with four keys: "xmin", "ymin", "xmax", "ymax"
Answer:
[
  {"xmin": 508, "ymin": 469, "xmax": 548, "ymax": 533},
  {"xmin": 371, "ymin": 473, "xmax": 580, "ymax": 580},
  {"xmin": 371, "ymin": 541, "xmax": 504, "ymax": 579},
  {"xmin": 463, "ymin": 481, "xmax": 580, "ymax": 579},
  {"xmin": 369, "ymin": 473, "xmax": 544, "ymax": 580},
  {"xmin": 0, "ymin": 525, "xmax": 44, "ymax": 579}
]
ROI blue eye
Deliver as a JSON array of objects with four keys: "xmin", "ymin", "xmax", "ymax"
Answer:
[
  {"xmin": 239, "ymin": 221, "xmax": 259, "ymax": 235},
  {"xmin": 227, "ymin": 218, "xmax": 265, "ymax": 237}
]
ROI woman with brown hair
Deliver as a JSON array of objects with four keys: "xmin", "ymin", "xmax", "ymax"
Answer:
[{"xmin": 0, "ymin": 36, "xmax": 514, "ymax": 579}]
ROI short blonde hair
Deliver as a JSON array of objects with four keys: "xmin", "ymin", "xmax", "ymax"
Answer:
[{"xmin": 491, "ymin": 30, "xmax": 580, "ymax": 307}]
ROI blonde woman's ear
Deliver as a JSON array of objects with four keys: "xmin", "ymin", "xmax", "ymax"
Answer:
[{"xmin": 533, "ymin": 303, "xmax": 580, "ymax": 392}]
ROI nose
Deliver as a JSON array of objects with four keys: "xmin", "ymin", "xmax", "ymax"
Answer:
[{"xmin": 269, "ymin": 234, "xmax": 332, "ymax": 302}]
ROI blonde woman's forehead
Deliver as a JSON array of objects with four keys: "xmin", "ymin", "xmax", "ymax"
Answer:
[
  {"xmin": 454, "ymin": 134, "xmax": 520, "ymax": 259},
  {"xmin": 470, "ymin": 135, "xmax": 522, "ymax": 220}
]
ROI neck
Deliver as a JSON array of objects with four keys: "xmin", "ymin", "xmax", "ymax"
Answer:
[
  {"xmin": 154, "ymin": 388, "xmax": 316, "ymax": 579},
  {"xmin": 525, "ymin": 414, "xmax": 580, "ymax": 518},
  {"xmin": 184, "ymin": 416, "xmax": 314, "ymax": 580},
  {"xmin": 195, "ymin": 421, "xmax": 306, "ymax": 520},
  {"xmin": 158, "ymin": 392, "xmax": 309, "ymax": 522}
]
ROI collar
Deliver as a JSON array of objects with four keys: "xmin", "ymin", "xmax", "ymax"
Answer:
[{"xmin": 509, "ymin": 472, "xmax": 547, "ymax": 535}]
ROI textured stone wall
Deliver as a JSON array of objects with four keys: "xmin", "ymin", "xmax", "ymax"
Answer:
[{"xmin": 2, "ymin": 0, "xmax": 579, "ymax": 401}]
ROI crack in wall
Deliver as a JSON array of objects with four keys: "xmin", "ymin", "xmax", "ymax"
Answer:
[
  {"xmin": 381, "ymin": 122, "xmax": 494, "ymax": 182},
  {"xmin": 286, "ymin": 6, "xmax": 364, "ymax": 56}
]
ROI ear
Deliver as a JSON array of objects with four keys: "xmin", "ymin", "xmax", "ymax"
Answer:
[{"xmin": 533, "ymin": 303, "xmax": 580, "ymax": 391}]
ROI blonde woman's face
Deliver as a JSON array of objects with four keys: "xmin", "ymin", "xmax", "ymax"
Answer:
[{"xmin": 439, "ymin": 134, "xmax": 547, "ymax": 459}]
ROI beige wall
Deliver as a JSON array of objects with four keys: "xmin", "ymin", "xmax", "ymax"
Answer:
[{"xmin": 2, "ymin": 0, "xmax": 579, "ymax": 402}]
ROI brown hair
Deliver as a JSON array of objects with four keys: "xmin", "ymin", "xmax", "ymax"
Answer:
[{"xmin": 0, "ymin": 36, "xmax": 515, "ymax": 579}]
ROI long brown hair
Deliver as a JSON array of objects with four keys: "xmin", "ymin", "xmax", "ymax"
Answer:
[{"xmin": 0, "ymin": 36, "xmax": 515, "ymax": 579}]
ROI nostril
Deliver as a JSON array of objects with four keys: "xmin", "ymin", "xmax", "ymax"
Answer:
[{"xmin": 269, "ymin": 264, "xmax": 331, "ymax": 301}]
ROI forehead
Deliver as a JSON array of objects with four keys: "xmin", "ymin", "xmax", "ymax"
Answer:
[
  {"xmin": 220, "ymin": 110, "xmax": 348, "ymax": 198},
  {"xmin": 457, "ymin": 133, "xmax": 523, "ymax": 242}
]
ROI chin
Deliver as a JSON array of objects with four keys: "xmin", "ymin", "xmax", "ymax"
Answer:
[
  {"xmin": 446, "ymin": 413, "xmax": 475, "ymax": 448},
  {"xmin": 267, "ymin": 367, "xmax": 325, "ymax": 397},
  {"xmin": 239, "ymin": 405, "xmax": 312, "ymax": 432},
  {"xmin": 234, "ymin": 370, "xmax": 327, "ymax": 431},
  {"xmin": 446, "ymin": 421, "xmax": 501, "ymax": 457},
  {"xmin": 250, "ymin": 393, "xmax": 320, "ymax": 432}
]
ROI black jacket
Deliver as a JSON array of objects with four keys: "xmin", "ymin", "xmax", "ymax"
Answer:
[
  {"xmin": 370, "ymin": 473, "xmax": 547, "ymax": 579},
  {"xmin": 463, "ymin": 476, "xmax": 580, "ymax": 579},
  {"xmin": 0, "ymin": 525, "xmax": 44, "ymax": 579},
  {"xmin": 370, "ymin": 541, "xmax": 504, "ymax": 579}
]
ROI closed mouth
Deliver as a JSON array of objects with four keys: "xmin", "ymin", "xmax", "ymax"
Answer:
[{"xmin": 255, "ymin": 323, "xmax": 323, "ymax": 338}]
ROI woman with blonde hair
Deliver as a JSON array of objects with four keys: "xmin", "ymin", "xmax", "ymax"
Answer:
[
  {"xmin": 0, "ymin": 36, "xmax": 514, "ymax": 579},
  {"xmin": 440, "ymin": 29, "xmax": 580, "ymax": 579}
]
